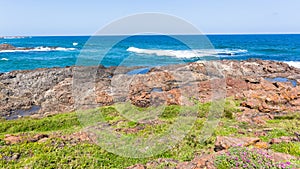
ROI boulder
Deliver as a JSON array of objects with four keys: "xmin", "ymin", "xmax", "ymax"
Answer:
[{"xmin": 214, "ymin": 136, "xmax": 260, "ymax": 152}]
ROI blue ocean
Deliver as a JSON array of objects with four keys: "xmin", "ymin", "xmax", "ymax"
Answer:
[{"xmin": 1, "ymin": 34, "xmax": 300, "ymax": 73}]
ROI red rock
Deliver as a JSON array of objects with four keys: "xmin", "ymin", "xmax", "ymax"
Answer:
[
  {"xmin": 214, "ymin": 136, "xmax": 260, "ymax": 152},
  {"xmin": 271, "ymin": 152, "xmax": 297, "ymax": 162},
  {"xmin": 290, "ymin": 99, "xmax": 300, "ymax": 106},
  {"xmin": 1, "ymin": 59, "xmax": 300, "ymax": 120},
  {"xmin": 270, "ymin": 138, "xmax": 282, "ymax": 144},
  {"xmin": 261, "ymin": 80, "xmax": 277, "ymax": 91},
  {"xmin": 191, "ymin": 154, "xmax": 218, "ymax": 169},
  {"xmin": 252, "ymin": 114, "xmax": 274, "ymax": 124},
  {"xmin": 270, "ymin": 136, "xmax": 298, "ymax": 144},
  {"xmin": 29, "ymin": 134, "xmax": 48, "ymax": 142},
  {"xmin": 241, "ymin": 98, "xmax": 261, "ymax": 109},
  {"xmin": 126, "ymin": 164, "xmax": 146, "ymax": 169},
  {"xmin": 4, "ymin": 135, "xmax": 23, "ymax": 145},
  {"xmin": 95, "ymin": 91, "xmax": 113, "ymax": 105}
]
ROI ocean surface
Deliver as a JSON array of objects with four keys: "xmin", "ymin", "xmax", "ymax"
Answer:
[{"xmin": 0, "ymin": 34, "xmax": 300, "ymax": 73}]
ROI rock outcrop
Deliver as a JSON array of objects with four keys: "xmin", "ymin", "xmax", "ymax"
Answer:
[
  {"xmin": 0, "ymin": 44, "xmax": 17, "ymax": 50},
  {"xmin": 1, "ymin": 59, "xmax": 300, "ymax": 120}
]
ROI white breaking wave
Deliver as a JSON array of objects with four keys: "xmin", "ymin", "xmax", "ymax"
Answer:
[
  {"xmin": 0, "ymin": 46, "xmax": 76, "ymax": 53},
  {"xmin": 0, "ymin": 58, "xmax": 9, "ymax": 61},
  {"xmin": 73, "ymin": 42, "xmax": 78, "ymax": 46},
  {"xmin": 2, "ymin": 36, "xmax": 30, "ymax": 39},
  {"xmin": 284, "ymin": 61, "xmax": 300, "ymax": 69},
  {"xmin": 127, "ymin": 47, "xmax": 247, "ymax": 58}
]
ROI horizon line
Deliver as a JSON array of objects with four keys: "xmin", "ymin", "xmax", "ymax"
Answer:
[{"xmin": 1, "ymin": 32, "xmax": 300, "ymax": 37}]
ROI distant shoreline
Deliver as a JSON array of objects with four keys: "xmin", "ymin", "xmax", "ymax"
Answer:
[{"xmin": 1, "ymin": 33, "xmax": 300, "ymax": 37}]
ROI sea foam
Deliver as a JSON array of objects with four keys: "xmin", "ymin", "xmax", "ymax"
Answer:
[
  {"xmin": 0, "ymin": 46, "xmax": 76, "ymax": 53},
  {"xmin": 127, "ymin": 47, "xmax": 247, "ymax": 58},
  {"xmin": 284, "ymin": 61, "xmax": 300, "ymax": 69},
  {"xmin": 0, "ymin": 58, "xmax": 9, "ymax": 61}
]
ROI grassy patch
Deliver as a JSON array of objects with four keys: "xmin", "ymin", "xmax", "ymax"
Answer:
[
  {"xmin": 0, "ymin": 113, "xmax": 80, "ymax": 135},
  {"xmin": 0, "ymin": 138, "xmax": 150, "ymax": 169},
  {"xmin": 0, "ymin": 98, "xmax": 255, "ymax": 168},
  {"xmin": 270, "ymin": 142, "xmax": 300, "ymax": 157},
  {"xmin": 257, "ymin": 118, "xmax": 300, "ymax": 142}
]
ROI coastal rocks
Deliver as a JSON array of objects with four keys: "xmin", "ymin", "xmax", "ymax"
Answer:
[
  {"xmin": 270, "ymin": 136, "xmax": 300, "ymax": 144},
  {"xmin": 1, "ymin": 59, "xmax": 300, "ymax": 119},
  {"xmin": 214, "ymin": 136, "xmax": 260, "ymax": 152},
  {"xmin": 235, "ymin": 76, "xmax": 300, "ymax": 124},
  {"xmin": 40, "ymin": 78, "xmax": 74, "ymax": 114},
  {"xmin": 181, "ymin": 153, "xmax": 219, "ymax": 169},
  {"xmin": 2, "ymin": 132, "xmax": 96, "ymax": 146},
  {"xmin": 3, "ymin": 135, "xmax": 23, "ymax": 145},
  {"xmin": 4, "ymin": 134, "xmax": 49, "ymax": 145},
  {"xmin": 0, "ymin": 44, "xmax": 16, "ymax": 50},
  {"xmin": 0, "ymin": 67, "xmax": 73, "ymax": 118},
  {"xmin": 59, "ymin": 131, "xmax": 97, "ymax": 144}
]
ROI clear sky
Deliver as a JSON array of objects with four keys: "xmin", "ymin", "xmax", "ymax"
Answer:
[{"xmin": 0, "ymin": 0, "xmax": 299, "ymax": 36}]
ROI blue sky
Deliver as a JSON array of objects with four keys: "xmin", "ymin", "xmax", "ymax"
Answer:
[{"xmin": 0, "ymin": 0, "xmax": 299, "ymax": 36}]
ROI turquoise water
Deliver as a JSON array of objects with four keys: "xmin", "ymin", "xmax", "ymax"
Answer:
[{"xmin": 0, "ymin": 35, "xmax": 300, "ymax": 72}]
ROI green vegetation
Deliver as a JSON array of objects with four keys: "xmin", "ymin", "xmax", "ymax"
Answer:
[
  {"xmin": 271, "ymin": 142, "xmax": 300, "ymax": 157},
  {"xmin": 0, "ymin": 140, "xmax": 150, "ymax": 169},
  {"xmin": 215, "ymin": 147, "xmax": 296, "ymax": 169},
  {"xmin": 0, "ymin": 99, "xmax": 299, "ymax": 168},
  {"xmin": 0, "ymin": 113, "xmax": 80, "ymax": 135}
]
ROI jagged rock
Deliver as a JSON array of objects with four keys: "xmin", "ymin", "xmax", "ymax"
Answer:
[{"xmin": 1, "ymin": 59, "xmax": 300, "ymax": 120}]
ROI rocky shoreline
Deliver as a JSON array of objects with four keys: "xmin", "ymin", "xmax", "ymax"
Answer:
[
  {"xmin": 1, "ymin": 59, "xmax": 300, "ymax": 122},
  {"xmin": 1, "ymin": 59, "xmax": 300, "ymax": 168}
]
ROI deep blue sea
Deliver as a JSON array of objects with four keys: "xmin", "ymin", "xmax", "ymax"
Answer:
[{"xmin": 0, "ymin": 34, "xmax": 300, "ymax": 73}]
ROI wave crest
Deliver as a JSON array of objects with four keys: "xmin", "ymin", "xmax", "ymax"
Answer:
[
  {"xmin": 0, "ymin": 46, "xmax": 76, "ymax": 53},
  {"xmin": 284, "ymin": 61, "xmax": 300, "ymax": 69},
  {"xmin": 127, "ymin": 47, "xmax": 247, "ymax": 58},
  {"xmin": 0, "ymin": 58, "xmax": 9, "ymax": 61}
]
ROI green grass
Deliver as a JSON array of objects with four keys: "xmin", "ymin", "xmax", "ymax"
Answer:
[
  {"xmin": 0, "ymin": 139, "xmax": 150, "ymax": 169},
  {"xmin": 258, "ymin": 118, "xmax": 300, "ymax": 142},
  {"xmin": 1, "ymin": 99, "xmax": 299, "ymax": 168},
  {"xmin": 270, "ymin": 142, "xmax": 300, "ymax": 157},
  {"xmin": 0, "ymin": 113, "xmax": 81, "ymax": 136},
  {"xmin": 0, "ymin": 101, "xmax": 220, "ymax": 168}
]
